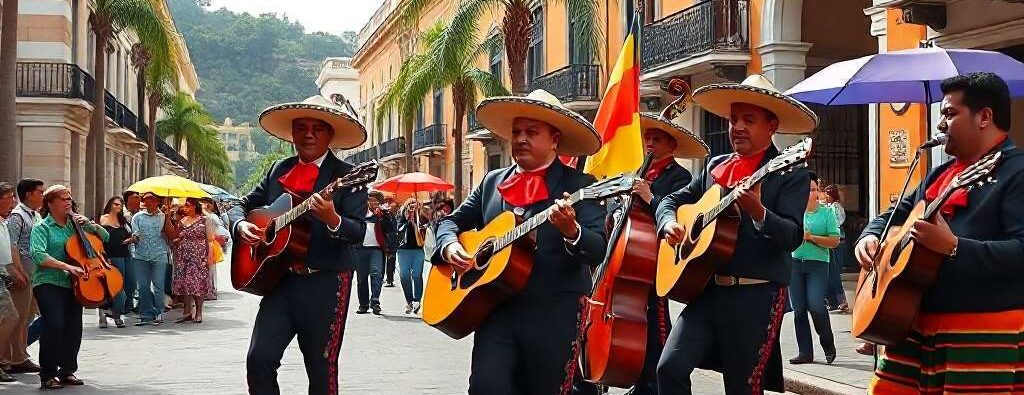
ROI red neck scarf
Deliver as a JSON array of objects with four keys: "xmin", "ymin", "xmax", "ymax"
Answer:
[
  {"xmin": 278, "ymin": 161, "xmax": 319, "ymax": 195},
  {"xmin": 645, "ymin": 157, "xmax": 675, "ymax": 182},
  {"xmin": 498, "ymin": 167, "xmax": 550, "ymax": 208},
  {"xmin": 711, "ymin": 150, "xmax": 768, "ymax": 188},
  {"xmin": 924, "ymin": 137, "xmax": 1007, "ymax": 216}
]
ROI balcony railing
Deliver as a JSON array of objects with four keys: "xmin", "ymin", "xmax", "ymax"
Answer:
[
  {"xmin": 345, "ymin": 146, "xmax": 379, "ymax": 164},
  {"xmin": 413, "ymin": 124, "xmax": 446, "ymax": 153},
  {"xmin": 529, "ymin": 64, "xmax": 600, "ymax": 104},
  {"xmin": 467, "ymin": 112, "xmax": 483, "ymax": 132},
  {"xmin": 17, "ymin": 62, "xmax": 190, "ymax": 171},
  {"xmin": 641, "ymin": 0, "xmax": 749, "ymax": 72},
  {"xmin": 379, "ymin": 136, "xmax": 407, "ymax": 159}
]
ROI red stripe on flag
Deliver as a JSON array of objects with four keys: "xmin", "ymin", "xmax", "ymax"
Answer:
[{"xmin": 593, "ymin": 63, "xmax": 639, "ymax": 144}]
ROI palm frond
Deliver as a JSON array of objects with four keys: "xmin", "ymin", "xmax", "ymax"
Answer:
[
  {"xmin": 556, "ymin": 0, "xmax": 604, "ymax": 64},
  {"xmin": 102, "ymin": 0, "xmax": 174, "ymax": 68},
  {"xmin": 465, "ymin": 69, "xmax": 509, "ymax": 99}
]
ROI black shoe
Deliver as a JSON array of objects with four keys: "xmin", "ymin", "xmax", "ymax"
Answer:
[
  {"xmin": 0, "ymin": 371, "xmax": 14, "ymax": 383},
  {"xmin": 356, "ymin": 306, "xmax": 369, "ymax": 314},
  {"xmin": 40, "ymin": 378, "xmax": 63, "ymax": 390},
  {"xmin": 6, "ymin": 359, "xmax": 41, "ymax": 373},
  {"xmin": 825, "ymin": 353, "xmax": 837, "ymax": 364},
  {"xmin": 59, "ymin": 375, "xmax": 84, "ymax": 386},
  {"xmin": 371, "ymin": 305, "xmax": 382, "ymax": 315},
  {"xmin": 789, "ymin": 354, "xmax": 814, "ymax": 364},
  {"xmin": 384, "ymin": 282, "xmax": 396, "ymax": 288}
]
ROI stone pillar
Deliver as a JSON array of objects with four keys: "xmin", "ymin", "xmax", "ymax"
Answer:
[{"xmin": 757, "ymin": 41, "xmax": 813, "ymax": 91}]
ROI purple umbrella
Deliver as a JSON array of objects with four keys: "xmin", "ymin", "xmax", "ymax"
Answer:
[{"xmin": 786, "ymin": 48, "xmax": 1024, "ymax": 105}]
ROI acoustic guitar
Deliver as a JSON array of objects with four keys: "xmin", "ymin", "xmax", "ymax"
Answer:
[
  {"xmin": 421, "ymin": 175, "xmax": 636, "ymax": 339},
  {"xmin": 232, "ymin": 161, "xmax": 379, "ymax": 296},
  {"xmin": 853, "ymin": 151, "xmax": 1000, "ymax": 345},
  {"xmin": 656, "ymin": 138, "xmax": 812, "ymax": 303}
]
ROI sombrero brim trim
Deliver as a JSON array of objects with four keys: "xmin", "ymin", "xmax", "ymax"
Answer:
[
  {"xmin": 259, "ymin": 103, "xmax": 368, "ymax": 149},
  {"xmin": 640, "ymin": 113, "xmax": 709, "ymax": 159},
  {"xmin": 692, "ymin": 84, "xmax": 819, "ymax": 134},
  {"xmin": 475, "ymin": 97, "xmax": 601, "ymax": 157}
]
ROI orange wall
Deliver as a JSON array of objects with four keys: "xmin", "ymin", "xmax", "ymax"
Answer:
[
  {"xmin": 877, "ymin": 8, "xmax": 927, "ymax": 212},
  {"xmin": 661, "ymin": 0, "xmax": 696, "ymax": 17}
]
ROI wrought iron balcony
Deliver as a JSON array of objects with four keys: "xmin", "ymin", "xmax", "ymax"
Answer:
[
  {"xmin": 641, "ymin": 0, "xmax": 749, "ymax": 73},
  {"xmin": 529, "ymin": 64, "xmax": 600, "ymax": 105},
  {"xmin": 345, "ymin": 146, "xmax": 379, "ymax": 164},
  {"xmin": 467, "ymin": 112, "xmax": 483, "ymax": 132},
  {"xmin": 413, "ymin": 124, "xmax": 446, "ymax": 153},
  {"xmin": 378, "ymin": 136, "xmax": 407, "ymax": 160},
  {"xmin": 17, "ymin": 62, "xmax": 189, "ymax": 171}
]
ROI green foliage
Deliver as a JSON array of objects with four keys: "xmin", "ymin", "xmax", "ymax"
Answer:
[
  {"xmin": 166, "ymin": 0, "xmax": 357, "ymax": 124},
  {"xmin": 156, "ymin": 92, "xmax": 233, "ymax": 187},
  {"xmin": 240, "ymin": 146, "xmax": 293, "ymax": 194}
]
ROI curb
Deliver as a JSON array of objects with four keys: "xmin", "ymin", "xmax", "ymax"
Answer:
[{"xmin": 785, "ymin": 370, "xmax": 866, "ymax": 395}]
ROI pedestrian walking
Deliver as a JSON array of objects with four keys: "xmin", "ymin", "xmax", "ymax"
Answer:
[
  {"xmin": 396, "ymin": 199, "xmax": 430, "ymax": 314},
  {"xmin": 97, "ymin": 196, "xmax": 133, "ymax": 328},
  {"xmin": 130, "ymin": 192, "xmax": 174, "ymax": 326},
  {"xmin": 1, "ymin": 178, "xmax": 44, "ymax": 375},
  {"xmin": 170, "ymin": 198, "xmax": 215, "ymax": 324}
]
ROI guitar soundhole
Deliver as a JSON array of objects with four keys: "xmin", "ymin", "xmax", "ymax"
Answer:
[
  {"xmin": 263, "ymin": 222, "xmax": 277, "ymax": 244},
  {"xmin": 688, "ymin": 214, "xmax": 705, "ymax": 242},
  {"xmin": 456, "ymin": 240, "xmax": 495, "ymax": 290}
]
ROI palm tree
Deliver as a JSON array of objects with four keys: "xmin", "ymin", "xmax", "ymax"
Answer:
[
  {"xmin": 0, "ymin": 0, "xmax": 20, "ymax": 182},
  {"xmin": 156, "ymin": 92, "xmax": 231, "ymax": 185},
  {"xmin": 376, "ymin": 30, "xmax": 432, "ymax": 174},
  {"xmin": 401, "ymin": 0, "xmax": 602, "ymax": 95},
  {"xmin": 86, "ymin": 0, "xmax": 171, "ymax": 216},
  {"xmin": 383, "ymin": 20, "xmax": 508, "ymax": 202},
  {"xmin": 140, "ymin": 50, "xmax": 177, "ymax": 177}
]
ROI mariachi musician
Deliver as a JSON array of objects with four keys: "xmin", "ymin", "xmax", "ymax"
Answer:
[
  {"xmin": 618, "ymin": 113, "xmax": 709, "ymax": 395},
  {"xmin": 856, "ymin": 73, "xmax": 1024, "ymax": 394},
  {"xmin": 431, "ymin": 90, "xmax": 608, "ymax": 394},
  {"xmin": 656, "ymin": 75, "xmax": 817, "ymax": 394},
  {"xmin": 229, "ymin": 96, "xmax": 368, "ymax": 395}
]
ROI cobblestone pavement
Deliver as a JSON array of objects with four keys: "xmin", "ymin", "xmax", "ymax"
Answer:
[{"xmin": 2, "ymin": 263, "xmax": 750, "ymax": 395}]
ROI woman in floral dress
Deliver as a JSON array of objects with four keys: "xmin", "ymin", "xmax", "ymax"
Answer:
[{"xmin": 171, "ymin": 198, "xmax": 214, "ymax": 323}]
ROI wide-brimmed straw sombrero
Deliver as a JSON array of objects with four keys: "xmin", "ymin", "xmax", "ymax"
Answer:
[
  {"xmin": 475, "ymin": 90, "xmax": 601, "ymax": 156},
  {"xmin": 692, "ymin": 74, "xmax": 819, "ymax": 134},
  {"xmin": 259, "ymin": 95, "xmax": 367, "ymax": 149},
  {"xmin": 640, "ymin": 113, "xmax": 709, "ymax": 159}
]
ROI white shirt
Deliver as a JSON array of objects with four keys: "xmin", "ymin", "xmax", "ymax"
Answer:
[
  {"xmin": 362, "ymin": 221, "xmax": 380, "ymax": 248},
  {"xmin": 0, "ymin": 217, "xmax": 13, "ymax": 266}
]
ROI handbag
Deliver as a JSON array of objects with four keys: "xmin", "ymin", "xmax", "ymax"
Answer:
[{"xmin": 209, "ymin": 241, "xmax": 224, "ymax": 264}]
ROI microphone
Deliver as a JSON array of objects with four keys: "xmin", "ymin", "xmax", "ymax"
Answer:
[{"xmin": 919, "ymin": 133, "xmax": 948, "ymax": 150}]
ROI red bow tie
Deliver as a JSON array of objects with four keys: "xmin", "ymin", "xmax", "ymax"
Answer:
[
  {"xmin": 278, "ymin": 161, "xmax": 320, "ymax": 195},
  {"xmin": 498, "ymin": 168, "xmax": 550, "ymax": 208},
  {"xmin": 645, "ymin": 157, "xmax": 675, "ymax": 181},
  {"xmin": 925, "ymin": 161, "xmax": 969, "ymax": 216},
  {"xmin": 711, "ymin": 150, "xmax": 767, "ymax": 188}
]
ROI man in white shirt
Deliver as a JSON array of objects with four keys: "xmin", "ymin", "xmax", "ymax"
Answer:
[{"xmin": 0, "ymin": 183, "xmax": 23, "ymax": 382}]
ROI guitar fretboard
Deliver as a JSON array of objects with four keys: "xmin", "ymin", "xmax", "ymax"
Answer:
[
  {"xmin": 273, "ymin": 180, "xmax": 340, "ymax": 232},
  {"xmin": 701, "ymin": 165, "xmax": 771, "ymax": 227},
  {"xmin": 492, "ymin": 189, "xmax": 585, "ymax": 251}
]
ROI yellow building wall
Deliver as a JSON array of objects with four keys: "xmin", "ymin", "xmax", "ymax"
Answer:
[
  {"xmin": 661, "ymin": 0, "xmax": 697, "ymax": 18},
  {"xmin": 877, "ymin": 8, "xmax": 927, "ymax": 212}
]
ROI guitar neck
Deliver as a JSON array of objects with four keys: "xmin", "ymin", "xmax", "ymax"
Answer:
[
  {"xmin": 492, "ymin": 189, "xmax": 586, "ymax": 251},
  {"xmin": 704, "ymin": 165, "xmax": 772, "ymax": 222},
  {"xmin": 273, "ymin": 180, "xmax": 339, "ymax": 231}
]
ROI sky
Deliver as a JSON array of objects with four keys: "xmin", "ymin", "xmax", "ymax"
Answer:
[{"xmin": 206, "ymin": 0, "xmax": 386, "ymax": 35}]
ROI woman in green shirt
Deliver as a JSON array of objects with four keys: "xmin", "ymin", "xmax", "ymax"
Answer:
[
  {"xmin": 29, "ymin": 185, "xmax": 108, "ymax": 389},
  {"xmin": 789, "ymin": 174, "xmax": 841, "ymax": 365}
]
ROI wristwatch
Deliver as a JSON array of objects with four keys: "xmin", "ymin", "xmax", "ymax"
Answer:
[{"xmin": 949, "ymin": 239, "xmax": 958, "ymax": 258}]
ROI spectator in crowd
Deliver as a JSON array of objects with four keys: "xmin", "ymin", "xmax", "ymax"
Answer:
[
  {"xmin": 0, "ymin": 183, "xmax": 22, "ymax": 383},
  {"xmin": 97, "ymin": 196, "xmax": 133, "ymax": 329},
  {"xmin": 170, "ymin": 198, "xmax": 215, "ymax": 324},
  {"xmin": 130, "ymin": 192, "xmax": 174, "ymax": 326},
  {"xmin": 383, "ymin": 197, "xmax": 399, "ymax": 288},
  {"xmin": 821, "ymin": 184, "xmax": 849, "ymax": 313},
  {"xmin": 30, "ymin": 185, "xmax": 107, "ymax": 389},
  {"xmin": 120, "ymin": 191, "xmax": 141, "ymax": 313},
  {"xmin": 201, "ymin": 199, "xmax": 229, "ymax": 300},
  {"xmin": 789, "ymin": 173, "xmax": 841, "ymax": 365},
  {"xmin": 355, "ymin": 192, "xmax": 392, "ymax": 315},
  {"xmin": 396, "ymin": 199, "xmax": 430, "ymax": 314},
  {"xmin": 1, "ymin": 178, "xmax": 44, "ymax": 375}
]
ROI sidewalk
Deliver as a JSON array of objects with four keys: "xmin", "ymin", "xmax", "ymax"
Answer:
[{"xmin": 778, "ymin": 274, "xmax": 874, "ymax": 394}]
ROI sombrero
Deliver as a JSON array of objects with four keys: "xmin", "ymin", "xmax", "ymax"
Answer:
[
  {"xmin": 259, "ymin": 95, "xmax": 367, "ymax": 149},
  {"xmin": 475, "ymin": 90, "xmax": 601, "ymax": 156},
  {"xmin": 640, "ymin": 113, "xmax": 709, "ymax": 159},
  {"xmin": 692, "ymin": 74, "xmax": 819, "ymax": 134}
]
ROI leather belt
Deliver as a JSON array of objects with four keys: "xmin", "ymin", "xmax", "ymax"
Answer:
[{"xmin": 713, "ymin": 275, "xmax": 769, "ymax": 287}]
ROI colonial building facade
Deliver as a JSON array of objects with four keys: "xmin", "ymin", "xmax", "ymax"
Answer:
[
  {"xmin": 12, "ymin": 0, "xmax": 197, "ymax": 211},
  {"xmin": 349, "ymin": 0, "xmax": 1024, "ymax": 270}
]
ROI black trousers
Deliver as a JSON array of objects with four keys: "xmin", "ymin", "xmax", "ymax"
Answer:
[
  {"xmin": 34, "ymin": 284, "xmax": 83, "ymax": 380},
  {"xmin": 470, "ymin": 294, "xmax": 583, "ymax": 395},
  {"xmin": 384, "ymin": 251, "xmax": 396, "ymax": 284},
  {"xmin": 246, "ymin": 270, "xmax": 353, "ymax": 395},
  {"xmin": 657, "ymin": 283, "xmax": 787, "ymax": 395}
]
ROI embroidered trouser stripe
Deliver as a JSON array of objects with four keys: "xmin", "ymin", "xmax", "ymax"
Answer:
[
  {"xmin": 325, "ymin": 271, "xmax": 353, "ymax": 395},
  {"xmin": 749, "ymin": 287, "xmax": 788, "ymax": 394}
]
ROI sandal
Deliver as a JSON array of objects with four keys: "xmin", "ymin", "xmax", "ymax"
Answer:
[{"xmin": 174, "ymin": 315, "xmax": 194, "ymax": 323}]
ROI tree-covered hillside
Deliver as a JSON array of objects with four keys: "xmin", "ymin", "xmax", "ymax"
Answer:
[{"xmin": 167, "ymin": 0, "xmax": 357, "ymax": 126}]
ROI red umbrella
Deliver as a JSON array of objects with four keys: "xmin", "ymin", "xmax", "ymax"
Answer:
[{"xmin": 374, "ymin": 172, "xmax": 454, "ymax": 197}]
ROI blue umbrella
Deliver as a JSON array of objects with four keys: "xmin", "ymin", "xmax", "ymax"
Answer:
[
  {"xmin": 786, "ymin": 47, "xmax": 1024, "ymax": 105},
  {"xmin": 198, "ymin": 183, "xmax": 239, "ymax": 203}
]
